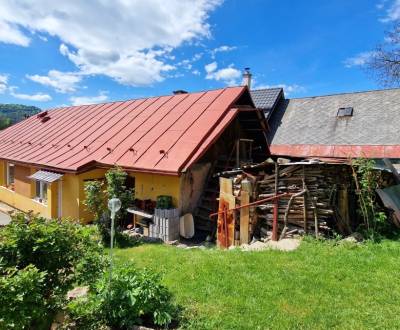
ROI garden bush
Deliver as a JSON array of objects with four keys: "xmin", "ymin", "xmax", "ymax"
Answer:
[
  {"xmin": 66, "ymin": 264, "xmax": 176, "ymax": 329},
  {"xmin": 84, "ymin": 166, "xmax": 135, "ymax": 245},
  {"xmin": 0, "ymin": 265, "xmax": 47, "ymax": 329},
  {"xmin": 352, "ymin": 158, "xmax": 391, "ymax": 239},
  {"xmin": 0, "ymin": 212, "xmax": 106, "ymax": 327}
]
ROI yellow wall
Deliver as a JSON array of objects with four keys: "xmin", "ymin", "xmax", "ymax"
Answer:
[
  {"xmin": 133, "ymin": 172, "xmax": 181, "ymax": 207},
  {"xmin": 0, "ymin": 160, "xmax": 57, "ymax": 218},
  {"xmin": 0, "ymin": 160, "xmax": 182, "ymax": 222},
  {"xmin": 60, "ymin": 173, "xmax": 80, "ymax": 220}
]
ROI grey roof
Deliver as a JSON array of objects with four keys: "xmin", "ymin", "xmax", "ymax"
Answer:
[
  {"xmin": 250, "ymin": 88, "xmax": 283, "ymax": 118},
  {"xmin": 268, "ymin": 88, "xmax": 400, "ymax": 146},
  {"xmin": 28, "ymin": 170, "xmax": 63, "ymax": 183}
]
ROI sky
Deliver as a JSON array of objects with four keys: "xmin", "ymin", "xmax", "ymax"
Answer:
[{"xmin": 0, "ymin": 0, "xmax": 399, "ymax": 109}]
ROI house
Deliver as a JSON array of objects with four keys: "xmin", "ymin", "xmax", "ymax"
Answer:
[
  {"xmin": 0, "ymin": 86, "xmax": 268, "ymax": 223},
  {"xmin": 252, "ymin": 87, "xmax": 400, "ymax": 160}
]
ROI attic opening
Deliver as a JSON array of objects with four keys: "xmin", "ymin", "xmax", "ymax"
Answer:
[{"xmin": 337, "ymin": 107, "xmax": 353, "ymax": 117}]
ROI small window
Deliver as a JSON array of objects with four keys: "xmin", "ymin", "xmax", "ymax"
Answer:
[
  {"xmin": 337, "ymin": 107, "xmax": 353, "ymax": 117},
  {"xmin": 6, "ymin": 163, "xmax": 15, "ymax": 189},
  {"xmin": 34, "ymin": 180, "xmax": 48, "ymax": 204}
]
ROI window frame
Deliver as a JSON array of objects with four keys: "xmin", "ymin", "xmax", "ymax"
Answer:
[
  {"xmin": 6, "ymin": 162, "xmax": 15, "ymax": 189},
  {"xmin": 34, "ymin": 180, "xmax": 48, "ymax": 205}
]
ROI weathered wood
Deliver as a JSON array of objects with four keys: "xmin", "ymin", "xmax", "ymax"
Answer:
[
  {"xmin": 240, "ymin": 190, "xmax": 250, "ymax": 244},
  {"xmin": 217, "ymin": 192, "xmax": 235, "ymax": 249},
  {"xmin": 338, "ymin": 187, "xmax": 351, "ymax": 234},
  {"xmin": 226, "ymin": 162, "xmax": 353, "ymax": 242},
  {"xmin": 217, "ymin": 177, "xmax": 235, "ymax": 249},
  {"xmin": 280, "ymin": 189, "xmax": 306, "ymax": 240}
]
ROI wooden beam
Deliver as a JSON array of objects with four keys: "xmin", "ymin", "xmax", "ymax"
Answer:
[{"xmin": 240, "ymin": 190, "xmax": 250, "ymax": 244}]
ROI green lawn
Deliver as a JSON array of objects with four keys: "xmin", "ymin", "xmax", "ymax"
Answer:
[{"xmin": 114, "ymin": 239, "xmax": 400, "ymax": 329}]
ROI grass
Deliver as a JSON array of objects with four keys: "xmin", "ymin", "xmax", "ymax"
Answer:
[{"xmin": 114, "ymin": 238, "xmax": 400, "ymax": 329}]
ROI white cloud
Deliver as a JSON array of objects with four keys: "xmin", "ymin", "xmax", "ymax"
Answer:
[
  {"xmin": 0, "ymin": 74, "xmax": 8, "ymax": 93},
  {"xmin": 38, "ymin": 35, "xmax": 48, "ymax": 42},
  {"xmin": 376, "ymin": 0, "xmax": 388, "ymax": 10},
  {"xmin": 205, "ymin": 61, "xmax": 218, "ymax": 73},
  {"xmin": 176, "ymin": 52, "xmax": 203, "ymax": 71},
  {"xmin": 277, "ymin": 84, "xmax": 305, "ymax": 95},
  {"xmin": 27, "ymin": 70, "xmax": 82, "ymax": 93},
  {"xmin": 9, "ymin": 87, "xmax": 51, "ymax": 102},
  {"xmin": 380, "ymin": 0, "xmax": 400, "ymax": 21},
  {"xmin": 205, "ymin": 62, "xmax": 241, "ymax": 85},
  {"xmin": 210, "ymin": 45, "xmax": 236, "ymax": 58},
  {"xmin": 254, "ymin": 83, "xmax": 306, "ymax": 96},
  {"xmin": 70, "ymin": 91, "xmax": 108, "ymax": 106},
  {"xmin": 0, "ymin": 0, "xmax": 222, "ymax": 86},
  {"xmin": 343, "ymin": 51, "xmax": 376, "ymax": 68},
  {"xmin": 0, "ymin": 20, "xmax": 30, "ymax": 46}
]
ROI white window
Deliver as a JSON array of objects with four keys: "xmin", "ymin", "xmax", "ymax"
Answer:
[
  {"xmin": 35, "ymin": 180, "xmax": 48, "ymax": 204},
  {"xmin": 6, "ymin": 163, "xmax": 15, "ymax": 189}
]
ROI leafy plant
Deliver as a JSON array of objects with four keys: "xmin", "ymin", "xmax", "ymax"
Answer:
[
  {"xmin": 84, "ymin": 166, "xmax": 135, "ymax": 245},
  {"xmin": 0, "ymin": 212, "xmax": 107, "ymax": 327},
  {"xmin": 0, "ymin": 265, "xmax": 47, "ymax": 329},
  {"xmin": 105, "ymin": 166, "xmax": 134, "ymax": 226},
  {"xmin": 83, "ymin": 180, "xmax": 105, "ymax": 221},
  {"xmin": 66, "ymin": 263, "xmax": 176, "ymax": 329},
  {"xmin": 351, "ymin": 158, "xmax": 388, "ymax": 239}
]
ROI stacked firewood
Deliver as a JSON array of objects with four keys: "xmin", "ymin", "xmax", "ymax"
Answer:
[
  {"xmin": 256, "ymin": 164, "xmax": 352, "ymax": 237},
  {"xmin": 224, "ymin": 162, "xmax": 353, "ymax": 240}
]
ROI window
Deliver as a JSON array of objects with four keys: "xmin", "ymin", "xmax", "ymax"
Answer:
[
  {"xmin": 337, "ymin": 107, "xmax": 353, "ymax": 117},
  {"xmin": 35, "ymin": 180, "xmax": 48, "ymax": 204},
  {"xmin": 6, "ymin": 163, "xmax": 15, "ymax": 189}
]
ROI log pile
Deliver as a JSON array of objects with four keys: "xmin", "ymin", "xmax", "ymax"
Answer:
[{"xmin": 226, "ymin": 162, "xmax": 354, "ymax": 241}]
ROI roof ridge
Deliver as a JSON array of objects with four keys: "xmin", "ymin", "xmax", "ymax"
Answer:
[
  {"xmin": 288, "ymin": 87, "xmax": 400, "ymax": 100},
  {"xmin": 45, "ymin": 86, "xmax": 245, "ymax": 111},
  {"xmin": 251, "ymin": 87, "xmax": 283, "ymax": 92}
]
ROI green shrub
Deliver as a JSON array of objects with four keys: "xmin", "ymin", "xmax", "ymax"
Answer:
[
  {"xmin": 0, "ymin": 213, "xmax": 107, "ymax": 326},
  {"xmin": 67, "ymin": 264, "xmax": 176, "ymax": 329},
  {"xmin": 83, "ymin": 180, "xmax": 106, "ymax": 221},
  {"xmin": 84, "ymin": 166, "xmax": 135, "ymax": 245},
  {"xmin": 114, "ymin": 230, "xmax": 141, "ymax": 248},
  {"xmin": 105, "ymin": 166, "xmax": 134, "ymax": 226},
  {"xmin": 0, "ymin": 265, "xmax": 47, "ymax": 329},
  {"xmin": 352, "ymin": 158, "xmax": 389, "ymax": 239}
]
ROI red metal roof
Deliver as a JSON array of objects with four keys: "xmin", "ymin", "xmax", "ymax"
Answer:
[
  {"xmin": 0, "ymin": 87, "xmax": 249, "ymax": 175},
  {"xmin": 271, "ymin": 144, "xmax": 400, "ymax": 159}
]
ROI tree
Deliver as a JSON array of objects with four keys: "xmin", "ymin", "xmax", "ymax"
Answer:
[
  {"xmin": 0, "ymin": 115, "xmax": 11, "ymax": 130},
  {"xmin": 367, "ymin": 23, "xmax": 400, "ymax": 87},
  {"xmin": 83, "ymin": 180, "xmax": 105, "ymax": 221},
  {"xmin": 104, "ymin": 166, "xmax": 134, "ymax": 227}
]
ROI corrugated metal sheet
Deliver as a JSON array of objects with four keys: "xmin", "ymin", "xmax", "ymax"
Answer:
[
  {"xmin": 0, "ymin": 87, "xmax": 247, "ymax": 175},
  {"xmin": 28, "ymin": 170, "xmax": 63, "ymax": 183}
]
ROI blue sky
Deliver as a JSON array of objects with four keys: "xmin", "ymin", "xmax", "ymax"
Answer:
[{"xmin": 0, "ymin": 0, "xmax": 399, "ymax": 108}]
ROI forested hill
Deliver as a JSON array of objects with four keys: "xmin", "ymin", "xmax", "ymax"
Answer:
[{"xmin": 0, "ymin": 104, "xmax": 41, "ymax": 129}]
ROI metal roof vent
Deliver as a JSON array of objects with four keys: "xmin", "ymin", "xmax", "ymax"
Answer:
[
  {"xmin": 41, "ymin": 116, "xmax": 51, "ymax": 123},
  {"xmin": 37, "ymin": 111, "xmax": 48, "ymax": 118},
  {"xmin": 337, "ymin": 107, "xmax": 353, "ymax": 117},
  {"xmin": 173, "ymin": 90, "xmax": 188, "ymax": 95}
]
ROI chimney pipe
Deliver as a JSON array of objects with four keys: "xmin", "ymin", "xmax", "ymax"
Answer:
[{"xmin": 242, "ymin": 67, "xmax": 252, "ymax": 89}]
